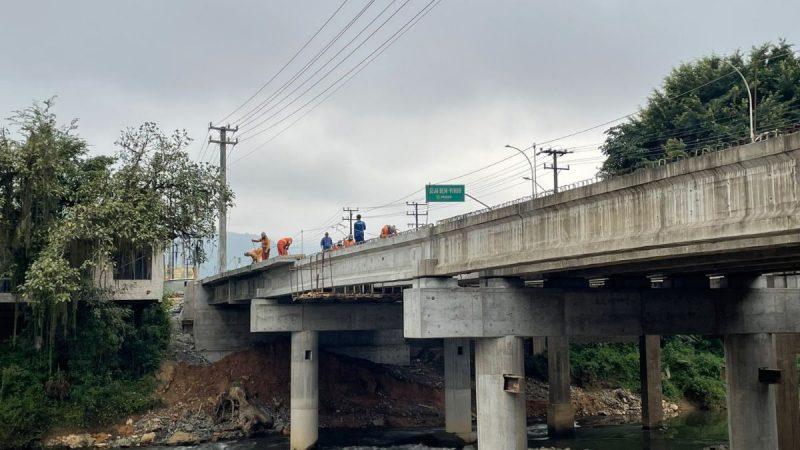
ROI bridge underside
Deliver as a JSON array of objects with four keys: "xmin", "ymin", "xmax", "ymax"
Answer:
[{"xmin": 495, "ymin": 236, "xmax": 800, "ymax": 280}]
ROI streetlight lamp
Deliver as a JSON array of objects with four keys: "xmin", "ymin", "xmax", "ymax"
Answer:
[
  {"xmin": 505, "ymin": 144, "xmax": 543, "ymax": 198},
  {"xmin": 722, "ymin": 60, "xmax": 755, "ymax": 143}
]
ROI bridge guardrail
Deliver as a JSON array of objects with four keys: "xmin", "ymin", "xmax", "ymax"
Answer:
[{"xmin": 438, "ymin": 121, "xmax": 800, "ymax": 226}]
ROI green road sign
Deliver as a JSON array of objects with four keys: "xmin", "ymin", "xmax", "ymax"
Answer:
[{"xmin": 426, "ymin": 184, "xmax": 465, "ymax": 202}]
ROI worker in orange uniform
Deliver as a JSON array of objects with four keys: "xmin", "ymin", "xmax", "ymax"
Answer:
[
  {"xmin": 251, "ymin": 232, "xmax": 271, "ymax": 260},
  {"xmin": 380, "ymin": 225, "xmax": 397, "ymax": 238},
  {"xmin": 277, "ymin": 237, "xmax": 293, "ymax": 256},
  {"xmin": 343, "ymin": 235, "xmax": 355, "ymax": 247},
  {"xmin": 244, "ymin": 247, "xmax": 264, "ymax": 263}
]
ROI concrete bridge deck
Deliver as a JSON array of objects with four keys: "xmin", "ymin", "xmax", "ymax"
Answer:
[
  {"xmin": 203, "ymin": 131, "xmax": 800, "ymax": 304},
  {"xmin": 190, "ymin": 132, "xmax": 800, "ymax": 450}
]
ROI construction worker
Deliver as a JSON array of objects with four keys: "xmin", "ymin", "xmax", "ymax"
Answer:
[
  {"xmin": 244, "ymin": 248, "xmax": 264, "ymax": 263},
  {"xmin": 320, "ymin": 232, "xmax": 333, "ymax": 251},
  {"xmin": 343, "ymin": 235, "xmax": 355, "ymax": 248},
  {"xmin": 277, "ymin": 237, "xmax": 293, "ymax": 256},
  {"xmin": 251, "ymin": 232, "xmax": 271, "ymax": 260},
  {"xmin": 354, "ymin": 214, "xmax": 366, "ymax": 243},
  {"xmin": 380, "ymin": 224, "xmax": 397, "ymax": 238}
]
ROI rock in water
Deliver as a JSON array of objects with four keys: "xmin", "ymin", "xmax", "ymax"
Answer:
[{"xmin": 165, "ymin": 431, "xmax": 197, "ymax": 445}]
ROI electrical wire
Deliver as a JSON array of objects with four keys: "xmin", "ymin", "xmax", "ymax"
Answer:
[
  {"xmin": 237, "ymin": 0, "xmax": 417, "ymax": 141},
  {"xmin": 214, "ymin": 0, "xmax": 350, "ymax": 126},
  {"xmin": 229, "ymin": 0, "xmax": 441, "ymax": 166},
  {"xmin": 234, "ymin": 0, "xmax": 378, "ymax": 128}
]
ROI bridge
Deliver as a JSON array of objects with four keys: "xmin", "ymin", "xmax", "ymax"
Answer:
[{"xmin": 186, "ymin": 131, "xmax": 800, "ymax": 450}]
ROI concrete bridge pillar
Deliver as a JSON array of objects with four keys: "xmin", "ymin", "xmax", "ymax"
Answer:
[
  {"xmin": 639, "ymin": 335, "xmax": 663, "ymax": 429},
  {"xmin": 291, "ymin": 330, "xmax": 319, "ymax": 450},
  {"xmin": 444, "ymin": 338, "xmax": 474, "ymax": 441},
  {"xmin": 547, "ymin": 336, "xmax": 574, "ymax": 437},
  {"xmin": 531, "ymin": 336, "xmax": 546, "ymax": 354},
  {"xmin": 774, "ymin": 334, "xmax": 800, "ymax": 450},
  {"xmin": 475, "ymin": 336, "xmax": 526, "ymax": 450},
  {"xmin": 725, "ymin": 333, "xmax": 778, "ymax": 450}
]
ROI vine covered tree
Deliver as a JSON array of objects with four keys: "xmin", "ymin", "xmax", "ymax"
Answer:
[
  {"xmin": 0, "ymin": 100, "xmax": 233, "ymax": 446},
  {"xmin": 0, "ymin": 99, "xmax": 232, "ymax": 352},
  {"xmin": 600, "ymin": 41, "xmax": 800, "ymax": 176}
]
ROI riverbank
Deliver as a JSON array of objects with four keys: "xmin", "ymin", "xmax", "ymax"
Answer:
[
  {"xmin": 44, "ymin": 342, "xmax": 681, "ymax": 449},
  {"xmin": 42, "ymin": 298, "xmax": 681, "ymax": 449}
]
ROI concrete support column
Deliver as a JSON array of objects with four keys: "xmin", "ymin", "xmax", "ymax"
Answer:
[
  {"xmin": 724, "ymin": 333, "xmax": 778, "ymax": 450},
  {"xmin": 639, "ymin": 335, "xmax": 663, "ymax": 429},
  {"xmin": 444, "ymin": 338, "xmax": 474, "ymax": 440},
  {"xmin": 291, "ymin": 331, "xmax": 319, "ymax": 450},
  {"xmin": 531, "ymin": 336, "xmax": 546, "ymax": 355},
  {"xmin": 475, "ymin": 336, "xmax": 526, "ymax": 450},
  {"xmin": 547, "ymin": 336, "xmax": 574, "ymax": 437},
  {"xmin": 775, "ymin": 334, "xmax": 800, "ymax": 450}
]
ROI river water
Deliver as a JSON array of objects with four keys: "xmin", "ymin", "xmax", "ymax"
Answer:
[{"xmin": 149, "ymin": 412, "xmax": 727, "ymax": 450}]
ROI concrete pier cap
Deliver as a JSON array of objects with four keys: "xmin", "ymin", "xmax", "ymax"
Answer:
[{"xmin": 412, "ymin": 277, "xmax": 459, "ymax": 289}]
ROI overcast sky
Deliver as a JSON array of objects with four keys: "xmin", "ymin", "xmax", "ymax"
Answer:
[{"xmin": 2, "ymin": 1, "xmax": 799, "ymax": 261}]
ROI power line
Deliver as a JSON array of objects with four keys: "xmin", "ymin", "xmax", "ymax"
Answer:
[
  {"xmin": 235, "ymin": 0, "xmax": 378, "ymax": 129},
  {"xmin": 229, "ymin": 0, "xmax": 441, "ymax": 166},
  {"xmin": 214, "ymin": 0, "xmax": 350, "ymax": 126},
  {"xmin": 237, "ymin": 0, "xmax": 415, "ymax": 141}
]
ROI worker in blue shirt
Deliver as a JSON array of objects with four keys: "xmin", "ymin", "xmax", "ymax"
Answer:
[
  {"xmin": 354, "ymin": 214, "xmax": 366, "ymax": 243},
  {"xmin": 320, "ymin": 232, "xmax": 333, "ymax": 251}
]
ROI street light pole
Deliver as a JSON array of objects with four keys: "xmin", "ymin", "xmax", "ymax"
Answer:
[
  {"xmin": 505, "ymin": 144, "xmax": 536, "ymax": 198},
  {"xmin": 723, "ymin": 60, "xmax": 755, "ymax": 143}
]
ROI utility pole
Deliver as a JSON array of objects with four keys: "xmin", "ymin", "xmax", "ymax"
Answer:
[
  {"xmin": 406, "ymin": 201, "xmax": 428, "ymax": 229},
  {"xmin": 342, "ymin": 207, "xmax": 359, "ymax": 237},
  {"xmin": 209, "ymin": 122, "xmax": 238, "ymax": 273},
  {"xmin": 538, "ymin": 147, "xmax": 573, "ymax": 193}
]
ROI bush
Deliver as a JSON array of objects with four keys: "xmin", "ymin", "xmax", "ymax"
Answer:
[
  {"xmin": 570, "ymin": 343, "xmax": 640, "ymax": 391},
  {"xmin": 0, "ymin": 384, "xmax": 50, "ymax": 448},
  {"xmin": 64, "ymin": 375, "xmax": 160, "ymax": 426},
  {"xmin": 0, "ymin": 299, "xmax": 171, "ymax": 447},
  {"xmin": 662, "ymin": 336, "xmax": 726, "ymax": 410},
  {"xmin": 123, "ymin": 302, "xmax": 171, "ymax": 376},
  {"xmin": 0, "ymin": 359, "xmax": 50, "ymax": 448},
  {"xmin": 537, "ymin": 336, "xmax": 727, "ymax": 411}
]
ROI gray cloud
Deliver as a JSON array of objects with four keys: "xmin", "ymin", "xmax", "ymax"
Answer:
[{"xmin": 2, "ymin": 0, "xmax": 798, "ymax": 248}]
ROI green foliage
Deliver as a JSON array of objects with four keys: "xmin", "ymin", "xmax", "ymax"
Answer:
[
  {"xmin": 662, "ymin": 336, "xmax": 726, "ymax": 410},
  {"xmin": 0, "ymin": 99, "xmax": 232, "ymax": 356},
  {"xmin": 562, "ymin": 336, "xmax": 726, "ymax": 410},
  {"xmin": 0, "ymin": 99, "xmax": 202, "ymax": 447},
  {"xmin": 0, "ymin": 341, "xmax": 53, "ymax": 447},
  {"xmin": 61, "ymin": 375, "xmax": 160, "ymax": 426},
  {"xmin": 0, "ymin": 300, "xmax": 170, "ymax": 447},
  {"xmin": 601, "ymin": 40, "xmax": 800, "ymax": 176},
  {"xmin": 570, "ymin": 343, "xmax": 640, "ymax": 392},
  {"xmin": 122, "ymin": 301, "xmax": 172, "ymax": 376}
]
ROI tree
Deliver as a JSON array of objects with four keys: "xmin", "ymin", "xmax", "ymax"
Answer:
[
  {"xmin": 600, "ymin": 41, "xmax": 800, "ymax": 176},
  {"xmin": 0, "ymin": 100, "xmax": 232, "ymax": 356}
]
